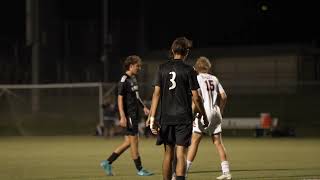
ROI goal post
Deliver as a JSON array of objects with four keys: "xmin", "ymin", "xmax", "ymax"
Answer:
[{"xmin": 0, "ymin": 82, "xmax": 117, "ymax": 136}]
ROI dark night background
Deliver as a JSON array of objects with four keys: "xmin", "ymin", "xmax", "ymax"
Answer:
[
  {"xmin": 2, "ymin": 4, "xmax": 320, "ymax": 177},
  {"xmin": 0, "ymin": 1, "xmax": 320, "ymax": 138},
  {"xmin": 1, "ymin": 0, "xmax": 319, "ymax": 83},
  {"xmin": 2, "ymin": 1, "xmax": 319, "ymax": 47}
]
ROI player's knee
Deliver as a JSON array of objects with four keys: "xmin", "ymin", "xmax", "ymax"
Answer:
[
  {"xmin": 193, "ymin": 138, "xmax": 201, "ymax": 146},
  {"xmin": 192, "ymin": 134, "xmax": 202, "ymax": 143},
  {"xmin": 213, "ymin": 139, "xmax": 222, "ymax": 146},
  {"xmin": 176, "ymin": 152, "xmax": 185, "ymax": 161},
  {"xmin": 164, "ymin": 150, "xmax": 174, "ymax": 159}
]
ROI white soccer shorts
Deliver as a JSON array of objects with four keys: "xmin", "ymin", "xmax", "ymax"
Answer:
[{"xmin": 193, "ymin": 105, "xmax": 222, "ymax": 135}]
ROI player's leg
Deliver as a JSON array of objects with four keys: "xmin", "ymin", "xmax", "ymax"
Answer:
[
  {"xmin": 113, "ymin": 135, "xmax": 131, "ymax": 155},
  {"xmin": 128, "ymin": 135, "xmax": 153, "ymax": 176},
  {"xmin": 186, "ymin": 132, "xmax": 202, "ymax": 174},
  {"xmin": 101, "ymin": 135, "xmax": 130, "ymax": 176},
  {"xmin": 171, "ymin": 146, "xmax": 177, "ymax": 180},
  {"xmin": 128, "ymin": 135, "xmax": 139, "ymax": 159},
  {"xmin": 157, "ymin": 125, "xmax": 182, "ymax": 180},
  {"xmin": 175, "ymin": 123, "xmax": 192, "ymax": 180},
  {"xmin": 212, "ymin": 133, "xmax": 232, "ymax": 180},
  {"xmin": 187, "ymin": 132, "xmax": 202, "ymax": 161},
  {"xmin": 172, "ymin": 146, "xmax": 189, "ymax": 180},
  {"xmin": 175, "ymin": 145, "xmax": 187, "ymax": 179},
  {"xmin": 163, "ymin": 144, "xmax": 175, "ymax": 180},
  {"xmin": 185, "ymin": 114, "xmax": 205, "ymax": 175}
]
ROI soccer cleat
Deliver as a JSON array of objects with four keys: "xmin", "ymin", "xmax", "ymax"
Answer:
[
  {"xmin": 137, "ymin": 168, "xmax": 154, "ymax": 176},
  {"xmin": 100, "ymin": 160, "xmax": 113, "ymax": 176},
  {"xmin": 216, "ymin": 172, "xmax": 232, "ymax": 180}
]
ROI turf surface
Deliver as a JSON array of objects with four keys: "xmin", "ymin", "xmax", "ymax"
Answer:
[{"xmin": 0, "ymin": 136, "xmax": 319, "ymax": 180}]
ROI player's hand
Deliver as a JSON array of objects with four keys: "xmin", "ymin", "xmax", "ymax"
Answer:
[
  {"xmin": 202, "ymin": 114, "xmax": 209, "ymax": 127},
  {"xmin": 150, "ymin": 123, "xmax": 160, "ymax": 135},
  {"xmin": 143, "ymin": 107, "xmax": 150, "ymax": 116},
  {"xmin": 197, "ymin": 114, "xmax": 209, "ymax": 132},
  {"xmin": 148, "ymin": 116, "xmax": 159, "ymax": 135},
  {"xmin": 119, "ymin": 116, "xmax": 127, "ymax": 128}
]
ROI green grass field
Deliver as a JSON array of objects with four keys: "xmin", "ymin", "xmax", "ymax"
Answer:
[{"xmin": 0, "ymin": 136, "xmax": 320, "ymax": 180}]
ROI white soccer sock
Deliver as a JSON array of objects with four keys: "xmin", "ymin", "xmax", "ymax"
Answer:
[
  {"xmin": 186, "ymin": 160, "xmax": 192, "ymax": 173},
  {"xmin": 221, "ymin": 161, "xmax": 230, "ymax": 174}
]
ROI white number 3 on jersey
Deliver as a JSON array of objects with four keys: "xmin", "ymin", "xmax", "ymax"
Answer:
[{"xmin": 169, "ymin": 71, "xmax": 176, "ymax": 90}]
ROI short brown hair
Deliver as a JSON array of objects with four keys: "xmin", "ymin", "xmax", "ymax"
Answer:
[
  {"xmin": 123, "ymin": 55, "xmax": 142, "ymax": 70},
  {"xmin": 170, "ymin": 37, "xmax": 192, "ymax": 57},
  {"xmin": 194, "ymin": 56, "xmax": 212, "ymax": 73}
]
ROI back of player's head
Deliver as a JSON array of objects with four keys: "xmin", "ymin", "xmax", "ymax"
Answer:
[
  {"xmin": 194, "ymin": 56, "xmax": 211, "ymax": 73},
  {"xmin": 170, "ymin": 37, "xmax": 192, "ymax": 57},
  {"xmin": 123, "ymin": 55, "xmax": 142, "ymax": 70}
]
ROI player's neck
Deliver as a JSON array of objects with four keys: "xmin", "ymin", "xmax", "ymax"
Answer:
[
  {"xmin": 199, "ymin": 71, "xmax": 208, "ymax": 74},
  {"xmin": 126, "ymin": 70, "xmax": 133, "ymax": 77},
  {"xmin": 173, "ymin": 54, "xmax": 185, "ymax": 60}
]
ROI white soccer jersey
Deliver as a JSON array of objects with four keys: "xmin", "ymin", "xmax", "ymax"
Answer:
[
  {"xmin": 197, "ymin": 73, "xmax": 225, "ymax": 111},
  {"xmin": 194, "ymin": 73, "xmax": 225, "ymax": 135}
]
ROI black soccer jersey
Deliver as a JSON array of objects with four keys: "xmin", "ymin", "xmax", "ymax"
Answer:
[
  {"xmin": 154, "ymin": 60, "xmax": 199, "ymax": 125},
  {"xmin": 118, "ymin": 74, "xmax": 144, "ymax": 122}
]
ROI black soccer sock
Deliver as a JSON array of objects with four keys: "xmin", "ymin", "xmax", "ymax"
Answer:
[
  {"xmin": 133, "ymin": 156, "xmax": 143, "ymax": 171},
  {"xmin": 176, "ymin": 176, "xmax": 185, "ymax": 180},
  {"xmin": 107, "ymin": 152, "xmax": 120, "ymax": 164}
]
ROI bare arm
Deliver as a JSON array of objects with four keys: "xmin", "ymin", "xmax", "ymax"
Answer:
[
  {"xmin": 192, "ymin": 88, "xmax": 202, "ymax": 114},
  {"xmin": 136, "ymin": 92, "xmax": 146, "ymax": 108},
  {"xmin": 136, "ymin": 92, "xmax": 150, "ymax": 115},
  {"xmin": 191, "ymin": 101, "xmax": 196, "ymax": 113},
  {"xmin": 149, "ymin": 86, "xmax": 160, "ymax": 117},
  {"xmin": 118, "ymin": 95, "xmax": 127, "ymax": 127},
  {"xmin": 219, "ymin": 92, "xmax": 227, "ymax": 115},
  {"xmin": 192, "ymin": 89, "xmax": 208, "ymax": 126},
  {"xmin": 147, "ymin": 86, "xmax": 161, "ymax": 134}
]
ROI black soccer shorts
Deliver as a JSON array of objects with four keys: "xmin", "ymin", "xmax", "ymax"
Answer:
[
  {"xmin": 156, "ymin": 123, "xmax": 192, "ymax": 147},
  {"xmin": 124, "ymin": 116, "xmax": 139, "ymax": 136}
]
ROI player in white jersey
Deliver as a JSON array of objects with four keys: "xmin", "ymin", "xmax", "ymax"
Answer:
[{"xmin": 186, "ymin": 56, "xmax": 232, "ymax": 180}]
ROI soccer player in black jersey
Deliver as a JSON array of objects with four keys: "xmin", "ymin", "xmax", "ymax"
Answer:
[
  {"xmin": 148, "ymin": 37, "xmax": 208, "ymax": 180},
  {"xmin": 100, "ymin": 55, "xmax": 153, "ymax": 176}
]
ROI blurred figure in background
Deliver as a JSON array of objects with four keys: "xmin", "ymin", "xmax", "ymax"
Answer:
[
  {"xmin": 102, "ymin": 96, "xmax": 117, "ymax": 137},
  {"xmin": 95, "ymin": 121, "xmax": 104, "ymax": 136},
  {"xmin": 100, "ymin": 55, "xmax": 153, "ymax": 176}
]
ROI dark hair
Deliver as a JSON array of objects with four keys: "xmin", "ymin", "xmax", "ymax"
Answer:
[
  {"xmin": 170, "ymin": 37, "xmax": 192, "ymax": 57},
  {"xmin": 123, "ymin": 55, "xmax": 142, "ymax": 70}
]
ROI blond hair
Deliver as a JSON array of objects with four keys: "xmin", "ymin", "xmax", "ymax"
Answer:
[{"xmin": 194, "ymin": 56, "xmax": 211, "ymax": 73}]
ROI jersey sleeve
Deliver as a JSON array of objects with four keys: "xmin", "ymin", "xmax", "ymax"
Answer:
[
  {"xmin": 217, "ymin": 82, "xmax": 225, "ymax": 94},
  {"xmin": 189, "ymin": 68, "xmax": 200, "ymax": 90},
  {"xmin": 153, "ymin": 65, "xmax": 161, "ymax": 87},
  {"xmin": 118, "ymin": 75, "xmax": 127, "ymax": 96}
]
